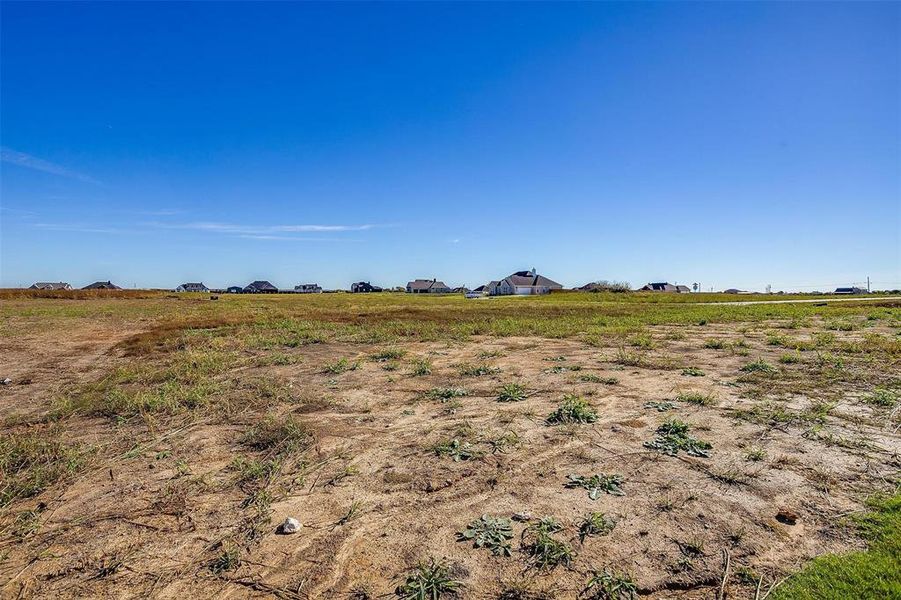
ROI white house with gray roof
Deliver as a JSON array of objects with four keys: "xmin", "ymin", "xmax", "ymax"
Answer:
[{"xmin": 486, "ymin": 269, "xmax": 562, "ymax": 296}]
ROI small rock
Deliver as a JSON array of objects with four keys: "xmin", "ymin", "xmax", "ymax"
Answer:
[
  {"xmin": 775, "ymin": 509, "xmax": 798, "ymax": 525},
  {"xmin": 279, "ymin": 517, "xmax": 301, "ymax": 534},
  {"xmin": 610, "ymin": 424, "xmax": 622, "ymax": 433},
  {"xmin": 1, "ymin": 378, "xmax": 11, "ymax": 385},
  {"xmin": 512, "ymin": 512, "xmax": 532, "ymax": 522}
]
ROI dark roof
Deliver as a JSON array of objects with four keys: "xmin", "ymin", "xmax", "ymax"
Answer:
[
  {"xmin": 82, "ymin": 281, "xmax": 121, "ymax": 290},
  {"xmin": 245, "ymin": 280, "xmax": 277, "ymax": 291},
  {"xmin": 407, "ymin": 279, "xmax": 450, "ymax": 291},
  {"xmin": 506, "ymin": 271, "xmax": 562, "ymax": 289},
  {"xmin": 641, "ymin": 282, "xmax": 677, "ymax": 292},
  {"xmin": 178, "ymin": 282, "xmax": 207, "ymax": 290}
]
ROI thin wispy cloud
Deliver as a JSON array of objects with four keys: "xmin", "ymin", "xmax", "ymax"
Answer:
[
  {"xmin": 33, "ymin": 223, "xmax": 133, "ymax": 234},
  {"xmin": 147, "ymin": 221, "xmax": 381, "ymax": 235},
  {"xmin": 1, "ymin": 147, "xmax": 104, "ymax": 186},
  {"xmin": 237, "ymin": 234, "xmax": 364, "ymax": 242}
]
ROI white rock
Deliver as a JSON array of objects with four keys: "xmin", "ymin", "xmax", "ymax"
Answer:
[
  {"xmin": 280, "ymin": 517, "xmax": 301, "ymax": 534},
  {"xmin": 0, "ymin": 378, "xmax": 11, "ymax": 385}
]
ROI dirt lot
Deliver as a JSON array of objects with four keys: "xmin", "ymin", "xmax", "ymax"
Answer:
[{"xmin": 0, "ymin": 294, "xmax": 898, "ymax": 599}]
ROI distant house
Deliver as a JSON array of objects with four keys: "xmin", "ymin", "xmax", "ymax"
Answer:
[
  {"xmin": 295, "ymin": 283, "xmax": 322, "ymax": 294},
  {"xmin": 486, "ymin": 269, "xmax": 562, "ymax": 296},
  {"xmin": 472, "ymin": 285, "xmax": 487, "ymax": 293},
  {"xmin": 226, "ymin": 286, "xmax": 243, "ymax": 294},
  {"xmin": 176, "ymin": 282, "xmax": 209, "ymax": 293},
  {"xmin": 82, "ymin": 281, "xmax": 121, "ymax": 290},
  {"xmin": 29, "ymin": 282, "xmax": 71, "ymax": 290},
  {"xmin": 452, "ymin": 286, "xmax": 470, "ymax": 294},
  {"xmin": 834, "ymin": 287, "xmax": 866, "ymax": 295},
  {"xmin": 244, "ymin": 280, "xmax": 278, "ymax": 294},
  {"xmin": 351, "ymin": 281, "xmax": 383, "ymax": 293},
  {"xmin": 406, "ymin": 279, "xmax": 451, "ymax": 294},
  {"xmin": 639, "ymin": 282, "xmax": 689, "ymax": 293}
]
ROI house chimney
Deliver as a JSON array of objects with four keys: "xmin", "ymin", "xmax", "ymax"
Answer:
[{"xmin": 530, "ymin": 268, "xmax": 536, "ymax": 276}]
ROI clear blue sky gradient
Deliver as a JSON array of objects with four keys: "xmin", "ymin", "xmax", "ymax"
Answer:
[{"xmin": 1, "ymin": 2, "xmax": 898, "ymax": 291}]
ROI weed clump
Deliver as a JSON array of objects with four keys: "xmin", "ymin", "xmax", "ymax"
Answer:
[
  {"xmin": 675, "ymin": 391, "xmax": 717, "ymax": 406},
  {"xmin": 458, "ymin": 362, "xmax": 501, "ymax": 377},
  {"xmin": 565, "ymin": 474, "xmax": 625, "ymax": 499},
  {"xmin": 396, "ymin": 558, "xmax": 461, "ymax": 599},
  {"xmin": 582, "ymin": 570, "xmax": 638, "ymax": 599},
  {"xmin": 410, "ymin": 359, "xmax": 433, "ymax": 377},
  {"xmin": 457, "ymin": 515, "xmax": 514, "ymax": 556},
  {"xmin": 323, "ymin": 357, "xmax": 359, "ymax": 374},
  {"xmin": 433, "ymin": 439, "xmax": 481, "ymax": 461},
  {"xmin": 741, "ymin": 358, "xmax": 777, "ymax": 374},
  {"xmin": 426, "ymin": 387, "xmax": 468, "ymax": 402},
  {"xmin": 864, "ymin": 388, "xmax": 898, "ymax": 408},
  {"xmin": 522, "ymin": 518, "xmax": 573, "ymax": 570},
  {"xmin": 546, "ymin": 395, "xmax": 597, "ymax": 425},
  {"xmin": 644, "ymin": 419, "xmax": 711, "ymax": 457},
  {"xmin": 497, "ymin": 383, "xmax": 527, "ymax": 403},
  {"xmin": 370, "ymin": 349, "xmax": 406, "ymax": 362},
  {"xmin": 578, "ymin": 512, "xmax": 616, "ymax": 542}
]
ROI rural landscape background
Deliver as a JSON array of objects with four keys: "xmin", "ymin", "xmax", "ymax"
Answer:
[{"xmin": 1, "ymin": 1, "xmax": 899, "ymax": 599}]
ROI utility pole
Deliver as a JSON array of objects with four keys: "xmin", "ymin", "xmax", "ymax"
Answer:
[{"xmin": 867, "ymin": 276, "xmax": 870, "ymax": 293}]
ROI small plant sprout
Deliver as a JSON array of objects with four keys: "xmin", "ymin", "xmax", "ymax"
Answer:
[
  {"xmin": 457, "ymin": 515, "xmax": 514, "ymax": 556},
  {"xmin": 565, "ymin": 474, "xmax": 625, "ymax": 499},
  {"xmin": 582, "ymin": 570, "xmax": 638, "ymax": 600},
  {"xmin": 432, "ymin": 439, "xmax": 482, "ymax": 461},
  {"xmin": 578, "ymin": 512, "xmax": 616, "ymax": 542},
  {"xmin": 644, "ymin": 419, "xmax": 712, "ymax": 457},
  {"xmin": 497, "ymin": 383, "xmax": 527, "ymax": 402},
  {"xmin": 546, "ymin": 395, "xmax": 598, "ymax": 425},
  {"xmin": 395, "ymin": 558, "xmax": 461, "ymax": 599},
  {"xmin": 208, "ymin": 544, "xmax": 241, "ymax": 574}
]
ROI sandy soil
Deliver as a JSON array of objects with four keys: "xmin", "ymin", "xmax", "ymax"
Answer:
[{"xmin": 1, "ymin": 322, "xmax": 898, "ymax": 599}]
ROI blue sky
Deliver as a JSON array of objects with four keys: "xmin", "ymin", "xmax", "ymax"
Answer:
[{"xmin": 1, "ymin": 2, "xmax": 898, "ymax": 291}]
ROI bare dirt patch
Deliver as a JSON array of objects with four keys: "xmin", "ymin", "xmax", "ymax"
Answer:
[{"xmin": 1, "ymin": 311, "xmax": 898, "ymax": 599}]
